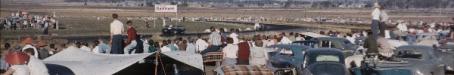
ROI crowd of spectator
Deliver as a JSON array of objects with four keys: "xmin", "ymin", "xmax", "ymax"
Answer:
[{"xmin": 1, "ymin": 11, "xmax": 58, "ymax": 34}]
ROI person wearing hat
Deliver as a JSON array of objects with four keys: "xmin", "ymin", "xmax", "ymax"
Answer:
[
  {"xmin": 20, "ymin": 37, "xmax": 38, "ymax": 58},
  {"xmin": 371, "ymin": 2, "xmax": 389, "ymax": 38}
]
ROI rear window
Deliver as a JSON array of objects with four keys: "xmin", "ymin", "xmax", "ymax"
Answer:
[
  {"xmin": 396, "ymin": 50, "xmax": 422, "ymax": 59},
  {"xmin": 316, "ymin": 55, "xmax": 340, "ymax": 62}
]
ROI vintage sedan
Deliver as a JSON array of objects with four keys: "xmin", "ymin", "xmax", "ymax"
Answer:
[
  {"xmin": 436, "ymin": 44, "xmax": 454, "ymax": 72},
  {"xmin": 300, "ymin": 48, "xmax": 348, "ymax": 75},
  {"xmin": 161, "ymin": 25, "xmax": 186, "ymax": 36},
  {"xmin": 357, "ymin": 45, "xmax": 445, "ymax": 75},
  {"xmin": 293, "ymin": 37, "xmax": 358, "ymax": 57},
  {"xmin": 267, "ymin": 44, "xmax": 311, "ymax": 75}
]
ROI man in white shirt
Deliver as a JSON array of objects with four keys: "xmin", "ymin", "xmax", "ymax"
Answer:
[
  {"xmin": 371, "ymin": 2, "xmax": 388, "ymax": 38},
  {"xmin": 195, "ymin": 35, "xmax": 209, "ymax": 53},
  {"xmin": 159, "ymin": 40, "xmax": 172, "ymax": 52},
  {"xmin": 202, "ymin": 27, "xmax": 223, "ymax": 54},
  {"xmin": 222, "ymin": 38, "xmax": 238, "ymax": 66},
  {"xmin": 110, "ymin": 13, "xmax": 125, "ymax": 54}
]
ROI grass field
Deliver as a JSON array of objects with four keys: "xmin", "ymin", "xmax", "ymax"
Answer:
[
  {"xmin": 0, "ymin": 17, "xmax": 252, "ymax": 38},
  {"xmin": 1, "ymin": 4, "xmax": 454, "ymax": 41}
]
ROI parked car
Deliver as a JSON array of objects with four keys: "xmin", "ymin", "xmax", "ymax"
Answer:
[
  {"xmin": 161, "ymin": 25, "xmax": 185, "ymax": 36},
  {"xmin": 301, "ymin": 48, "xmax": 348, "ymax": 75},
  {"xmin": 294, "ymin": 37, "xmax": 358, "ymax": 57},
  {"xmin": 267, "ymin": 44, "xmax": 311, "ymax": 75},
  {"xmin": 436, "ymin": 44, "xmax": 454, "ymax": 72},
  {"xmin": 356, "ymin": 45, "xmax": 445, "ymax": 75}
]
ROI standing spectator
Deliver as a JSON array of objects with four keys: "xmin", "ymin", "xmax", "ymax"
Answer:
[
  {"xmin": 123, "ymin": 20, "xmax": 138, "ymax": 54},
  {"xmin": 364, "ymin": 31, "xmax": 378, "ymax": 57},
  {"xmin": 195, "ymin": 35, "xmax": 208, "ymax": 53},
  {"xmin": 249, "ymin": 39, "xmax": 269, "ymax": 66},
  {"xmin": 110, "ymin": 13, "xmax": 125, "ymax": 54},
  {"xmin": 42, "ymin": 17, "xmax": 50, "ymax": 35},
  {"xmin": 371, "ymin": 2, "xmax": 389, "ymax": 37},
  {"xmin": 222, "ymin": 38, "xmax": 238, "ymax": 66}
]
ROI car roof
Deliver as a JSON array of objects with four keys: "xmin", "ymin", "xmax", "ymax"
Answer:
[
  {"xmin": 396, "ymin": 45, "xmax": 433, "ymax": 51},
  {"xmin": 305, "ymin": 48, "xmax": 344, "ymax": 55},
  {"xmin": 267, "ymin": 44, "xmax": 311, "ymax": 49}
]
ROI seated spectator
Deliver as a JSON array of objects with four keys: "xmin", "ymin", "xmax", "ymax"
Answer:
[
  {"xmin": 23, "ymin": 48, "xmax": 49, "ymax": 75},
  {"xmin": 92, "ymin": 40, "xmax": 110, "ymax": 54},
  {"xmin": 0, "ymin": 50, "xmax": 9, "ymax": 73},
  {"xmin": 202, "ymin": 27, "xmax": 223, "ymax": 54},
  {"xmin": 80, "ymin": 42, "xmax": 91, "ymax": 52},
  {"xmin": 146, "ymin": 39, "xmax": 158, "ymax": 53},
  {"xmin": 249, "ymin": 39, "xmax": 269, "ymax": 66},
  {"xmin": 21, "ymin": 37, "xmax": 38, "ymax": 58},
  {"xmin": 222, "ymin": 38, "xmax": 238, "ymax": 66},
  {"xmin": 123, "ymin": 21, "xmax": 138, "ymax": 54},
  {"xmin": 237, "ymin": 40, "xmax": 251, "ymax": 65},
  {"xmin": 195, "ymin": 35, "xmax": 209, "ymax": 53},
  {"xmin": 159, "ymin": 40, "xmax": 171, "ymax": 52},
  {"xmin": 186, "ymin": 39, "xmax": 197, "ymax": 54}
]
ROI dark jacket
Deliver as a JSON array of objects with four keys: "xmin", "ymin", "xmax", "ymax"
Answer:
[{"xmin": 364, "ymin": 36, "xmax": 378, "ymax": 55}]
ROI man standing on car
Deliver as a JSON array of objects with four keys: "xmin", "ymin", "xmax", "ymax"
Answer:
[{"xmin": 110, "ymin": 13, "xmax": 125, "ymax": 54}]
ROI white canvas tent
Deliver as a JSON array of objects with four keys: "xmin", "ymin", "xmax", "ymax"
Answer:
[
  {"xmin": 44, "ymin": 47, "xmax": 153, "ymax": 75},
  {"xmin": 43, "ymin": 47, "xmax": 204, "ymax": 75}
]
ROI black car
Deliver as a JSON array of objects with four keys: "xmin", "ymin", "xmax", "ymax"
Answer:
[{"xmin": 161, "ymin": 25, "xmax": 185, "ymax": 35}]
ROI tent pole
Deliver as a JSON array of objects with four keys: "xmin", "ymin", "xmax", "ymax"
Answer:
[{"xmin": 154, "ymin": 52, "xmax": 159, "ymax": 75}]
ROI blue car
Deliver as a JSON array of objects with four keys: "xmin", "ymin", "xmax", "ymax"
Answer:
[
  {"xmin": 267, "ymin": 44, "xmax": 311, "ymax": 75},
  {"xmin": 301, "ymin": 48, "xmax": 348, "ymax": 75},
  {"xmin": 294, "ymin": 37, "xmax": 359, "ymax": 57}
]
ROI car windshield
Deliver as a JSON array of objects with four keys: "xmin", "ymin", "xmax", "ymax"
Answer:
[
  {"xmin": 396, "ymin": 50, "xmax": 423, "ymax": 59},
  {"xmin": 316, "ymin": 55, "xmax": 340, "ymax": 62}
]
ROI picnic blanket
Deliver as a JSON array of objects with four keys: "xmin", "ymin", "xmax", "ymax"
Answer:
[{"xmin": 220, "ymin": 65, "xmax": 273, "ymax": 75}]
